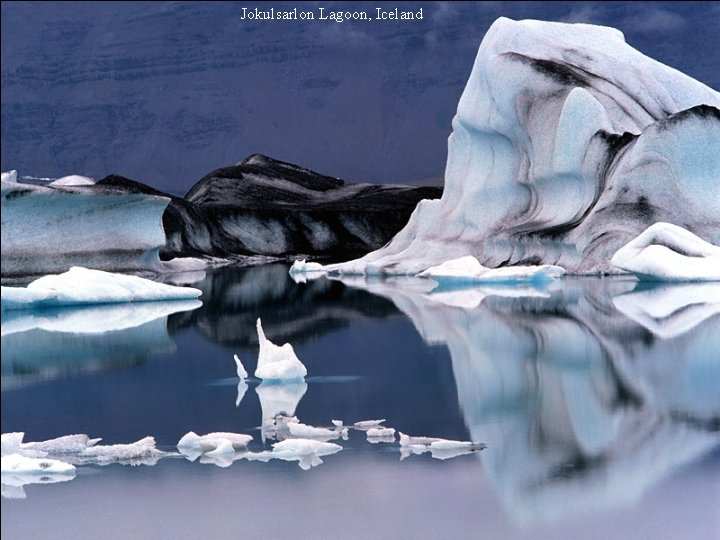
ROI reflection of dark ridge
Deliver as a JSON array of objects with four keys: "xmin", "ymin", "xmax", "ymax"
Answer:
[
  {"xmin": 167, "ymin": 263, "xmax": 401, "ymax": 346},
  {"xmin": 670, "ymin": 412, "xmax": 720, "ymax": 432}
]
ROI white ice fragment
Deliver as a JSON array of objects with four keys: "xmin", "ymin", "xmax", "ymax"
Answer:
[
  {"xmin": 233, "ymin": 354, "xmax": 249, "ymax": 379},
  {"xmin": 398, "ymin": 433, "xmax": 445, "ymax": 447},
  {"xmin": 1, "ymin": 267, "xmax": 202, "ymax": 311},
  {"xmin": 1, "ymin": 433, "xmax": 26, "ymax": 456},
  {"xmin": 254, "ymin": 318, "xmax": 307, "ymax": 381},
  {"xmin": 23, "ymin": 434, "xmax": 102, "ymax": 454},
  {"xmin": 418, "ymin": 256, "xmax": 565, "ymax": 284},
  {"xmin": 270, "ymin": 438, "xmax": 342, "ymax": 470},
  {"xmin": 287, "ymin": 423, "xmax": 340, "ymax": 441},
  {"xmin": 48, "ymin": 175, "xmax": 95, "ymax": 186},
  {"xmin": 353, "ymin": 419, "xmax": 386, "ymax": 430},
  {"xmin": 289, "ymin": 259, "xmax": 326, "ymax": 274},
  {"xmin": 1, "ymin": 453, "xmax": 76, "ymax": 475},
  {"xmin": 366, "ymin": 427, "xmax": 396, "ymax": 442},
  {"xmin": 177, "ymin": 432, "xmax": 252, "ymax": 456},
  {"xmin": 429, "ymin": 440, "xmax": 486, "ymax": 451},
  {"xmin": 611, "ymin": 223, "xmax": 720, "ymax": 281},
  {"xmin": 331, "ymin": 420, "xmax": 344, "ymax": 427},
  {"xmin": 75, "ymin": 436, "xmax": 162, "ymax": 465},
  {"xmin": 1, "ymin": 170, "xmax": 18, "ymax": 184}
]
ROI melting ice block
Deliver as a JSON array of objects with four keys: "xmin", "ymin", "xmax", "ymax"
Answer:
[
  {"xmin": 1, "ymin": 267, "xmax": 202, "ymax": 311},
  {"xmin": 287, "ymin": 422, "xmax": 347, "ymax": 441},
  {"xmin": 177, "ymin": 432, "xmax": 253, "ymax": 462},
  {"xmin": 611, "ymin": 223, "xmax": 720, "ymax": 281},
  {"xmin": 233, "ymin": 354, "xmax": 249, "ymax": 379},
  {"xmin": 289, "ymin": 259, "xmax": 326, "ymax": 275},
  {"xmin": 418, "ymin": 256, "xmax": 565, "ymax": 284},
  {"xmin": 246, "ymin": 438, "xmax": 342, "ymax": 470},
  {"xmin": 254, "ymin": 318, "xmax": 307, "ymax": 381}
]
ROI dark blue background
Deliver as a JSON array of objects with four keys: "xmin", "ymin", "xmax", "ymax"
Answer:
[{"xmin": 2, "ymin": 1, "xmax": 718, "ymax": 194}]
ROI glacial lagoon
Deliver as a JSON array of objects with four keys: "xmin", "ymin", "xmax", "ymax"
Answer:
[{"xmin": 2, "ymin": 263, "xmax": 719, "ymax": 539}]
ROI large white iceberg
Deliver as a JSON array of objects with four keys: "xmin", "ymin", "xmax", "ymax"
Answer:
[
  {"xmin": 254, "ymin": 318, "xmax": 307, "ymax": 381},
  {"xmin": 611, "ymin": 222, "xmax": 720, "ymax": 281},
  {"xmin": 325, "ymin": 18, "xmax": 720, "ymax": 276},
  {"xmin": 1, "ymin": 266, "xmax": 201, "ymax": 311}
]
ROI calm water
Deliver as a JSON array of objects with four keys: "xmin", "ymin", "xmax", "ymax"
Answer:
[{"xmin": 2, "ymin": 264, "xmax": 719, "ymax": 539}]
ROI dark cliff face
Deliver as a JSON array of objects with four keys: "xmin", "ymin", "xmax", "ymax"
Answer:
[{"xmin": 96, "ymin": 154, "xmax": 442, "ymax": 260}]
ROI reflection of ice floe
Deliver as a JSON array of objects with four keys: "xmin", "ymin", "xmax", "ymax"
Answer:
[
  {"xmin": 613, "ymin": 282, "xmax": 720, "ymax": 339},
  {"xmin": 1, "ymin": 300, "xmax": 202, "ymax": 336},
  {"xmin": 245, "ymin": 439, "xmax": 342, "ymax": 471},
  {"xmin": 397, "ymin": 434, "xmax": 485, "ymax": 461},
  {"xmin": 232, "ymin": 354, "xmax": 250, "ymax": 407},
  {"xmin": 254, "ymin": 318, "xmax": 307, "ymax": 381},
  {"xmin": 611, "ymin": 223, "xmax": 720, "ymax": 281},
  {"xmin": 256, "ymin": 381, "xmax": 308, "ymax": 442},
  {"xmin": 336, "ymin": 275, "xmax": 720, "ymax": 523},
  {"xmin": 1, "ymin": 454, "xmax": 76, "ymax": 499},
  {"xmin": 1, "ymin": 266, "xmax": 201, "ymax": 311},
  {"xmin": 417, "ymin": 256, "xmax": 565, "ymax": 284},
  {"xmin": 1, "ymin": 301, "xmax": 200, "ymax": 388}
]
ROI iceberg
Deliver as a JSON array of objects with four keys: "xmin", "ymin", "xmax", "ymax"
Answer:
[
  {"xmin": 417, "ymin": 255, "xmax": 565, "ymax": 284},
  {"xmin": 233, "ymin": 354, "xmax": 249, "ymax": 379},
  {"xmin": 366, "ymin": 427, "xmax": 396, "ymax": 442},
  {"xmin": 286, "ymin": 422, "xmax": 347, "ymax": 442},
  {"xmin": 254, "ymin": 318, "xmax": 307, "ymax": 381},
  {"xmin": 325, "ymin": 18, "xmax": 720, "ymax": 276},
  {"xmin": 1, "ymin": 177, "xmax": 172, "ymax": 277},
  {"xmin": 1, "ymin": 267, "xmax": 201, "ymax": 311},
  {"xmin": 611, "ymin": 223, "xmax": 720, "ymax": 281}
]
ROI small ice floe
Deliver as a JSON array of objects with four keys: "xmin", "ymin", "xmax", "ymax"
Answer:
[
  {"xmin": 71, "ymin": 437, "xmax": 167, "ymax": 466},
  {"xmin": 177, "ymin": 432, "xmax": 253, "ymax": 463},
  {"xmin": 233, "ymin": 354, "xmax": 249, "ymax": 407},
  {"xmin": 1, "ymin": 266, "xmax": 202, "ymax": 311},
  {"xmin": 288, "ymin": 260, "xmax": 327, "ymax": 283},
  {"xmin": 366, "ymin": 427, "xmax": 396, "ymax": 443},
  {"xmin": 254, "ymin": 318, "xmax": 307, "ymax": 381},
  {"xmin": 287, "ymin": 422, "xmax": 348, "ymax": 442},
  {"xmin": 398, "ymin": 433, "xmax": 486, "ymax": 460},
  {"xmin": 353, "ymin": 419, "xmax": 387, "ymax": 431},
  {"xmin": 1, "ymin": 453, "xmax": 76, "ymax": 475},
  {"xmin": 611, "ymin": 222, "xmax": 720, "ymax": 281},
  {"xmin": 2, "ymin": 432, "xmax": 101, "ymax": 458},
  {"xmin": 246, "ymin": 438, "xmax": 342, "ymax": 471},
  {"xmin": 417, "ymin": 256, "xmax": 565, "ymax": 284},
  {"xmin": 48, "ymin": 175, "xmax": 95, "ymax": 186}
]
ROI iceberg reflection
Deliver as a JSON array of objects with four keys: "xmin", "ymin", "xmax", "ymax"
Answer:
[
  {"xmin": 1, "ymin": 300, "xmax": 201, "ymax": 387},
  {"xmin": 336, "ymin": 277, "xmax": 720, "ymax": 524}
]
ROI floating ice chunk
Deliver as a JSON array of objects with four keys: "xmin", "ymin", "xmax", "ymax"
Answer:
[
  {"xmin": 1, "ymin": 453, "xmax": 76, "ymax": 475},
  {"xmin": 23, "ymin": 434, "xmax": 102, "ymax": 454},
  {"xmin": 1, "ymin": 267, "xmax": 202, "ymax": 311},
  {"xmin": 429, "ymin": 440, "xmax": 486, "ymax": 451},
  {"xmin": 270, "ymin": 439, "xmax": 342, "ymax": 470},
  {"xmin": 366, "ymin": 427, "xmax": 396, "ymax": 442},
  {"xmin": 71, "ymin": 436, "xmax": 165, "ymax": 466},
  {"xmin": 287, "ymin": 422, "xmax": 347, "ymax": 441},
  {"xmin": 418, "ymin": 256, "xmax": 565, "ymax": 284},
  {"xmin": 1, "ymin": 170, "xmax": 17, "ymax": 183},
  {"xmin": 613, "ymin": 283, "xmax": 720, "ymax": 339},
  {"xmin": 353, "ymin": 419, "xmax": 386, "ymax": 430},
  {"xmin": 398, "ymin": 433, "xmax": 445, "ymax": 447},
  {"xmin": 254, "ymin": 318, "xmax": 307, "ymax": 381},
  {"xmin": 177, "ymin": 432, "xmax": 252, "ymax": 459},
  {"xmin": 289, "ymin": 260, "xmax": 326, "ymax": 274},
  {"xmin": 1, "ymin": 433, "xmax": 26, "ymax": 456},
  {"xmin": 331, "ymin": 420, "xmax": 344, "ymax": 427},
  {"xmin": 611, "ymin": 223, "xmax": 720, "ymax": 281},
  {"xmin": 48, "ymin": 175, "xmax": 95, "ymax": 186},
  {"xmin": 233, "ymin": 354, "xmax": 249, "ymax": 379}
]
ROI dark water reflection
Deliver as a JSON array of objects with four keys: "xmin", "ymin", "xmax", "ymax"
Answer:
[{"xmin": 2, "ymin": 264, "xmax": 719, "ymax": 538}]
